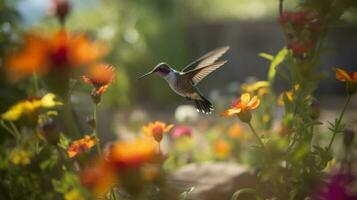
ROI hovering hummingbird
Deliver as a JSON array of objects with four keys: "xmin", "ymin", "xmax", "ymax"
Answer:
[{"xmin": 139, "ymin": 46, "xmax": 229, "ymax": 114}]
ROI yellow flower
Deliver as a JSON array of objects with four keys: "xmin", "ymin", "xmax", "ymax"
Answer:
[
  {"xmin": 67, "ymin": 135, "xmax": 99, "ymax": 158},
  {"xmin": 335, "ymin": 68, "xmax": 357, "ymax": 83},
  {"xmin": 241, "ymin": 81, "xmax": 270, "ymax": 96},
  {"xmin": 277, "ymin": 83, "xmax": 300, "ymax": 106},
  {"xmin": 228, "ymin": 123, "xmax": 242, "ymax": 139},
  {"xmin": 64, "ymin": 189, "xmax": 84, "ymax": 200},
  {"xmin": 10, "ymin": 149, "xmax": 32, "ymax": 166},
  {"xmin": 109, "ymin": 138, "xmax": 157, "ymax": 168},
  {"xmin": 221, "ymin": 93, "xmax": 260, "ymax": 122},
  {"xmin": 214, "ymin": 139, "xmax": 231, "ymax": 159},
  {"xmin": 142, "ymin": 121, "xmax": 174, "ymax": 143},
  {"xmin": 1, "ymin": 93, "xmax": 62, "ymax": 121}
]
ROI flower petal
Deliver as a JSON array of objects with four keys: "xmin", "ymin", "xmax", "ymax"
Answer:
[
  {"xmin": 240, "ymin": 93, "xmax": 251, "ymax": 105},
  {"xmin": 41, "ymin": 93, "xmax": 63, "ymax": 107},
  {"xmin": 249, "ymin": 98, "xmax": 260, "ymax": 109},
  {"xmin": 221, "ymin": 108, "xmax": 241, "ymax": 117},
  {"xmin": 335, "ymin": 68, "xmax": 352, "ymax": 82},
  {"xmin": 247, "ymin": 96, "xmax": 258, "ymax": 107}
]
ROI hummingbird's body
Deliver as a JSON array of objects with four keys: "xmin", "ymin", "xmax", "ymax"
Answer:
[{"xmin": 139, "ymin": 46, "xmax": 229, "ymax": 114}]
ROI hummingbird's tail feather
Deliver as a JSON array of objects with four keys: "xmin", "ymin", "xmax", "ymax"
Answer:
[{"xmin": 194, "ymin": 95, "xmax": 213, "ymax": 114}]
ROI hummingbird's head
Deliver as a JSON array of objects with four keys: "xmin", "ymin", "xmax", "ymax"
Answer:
[
  {"xmin": 139, "ymin": 62, "xmax": 172, "ymax": 79},
  {"xmin": 152, "ymin": 63, "xmax": 171, "ymax": 77}
]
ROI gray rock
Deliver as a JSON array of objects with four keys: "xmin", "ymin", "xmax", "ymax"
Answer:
[{"xmin": 170, "ymin": 162, "xmax": 257, "ymax": 200}]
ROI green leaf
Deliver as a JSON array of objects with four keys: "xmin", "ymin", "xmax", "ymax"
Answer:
[
  {"xmin": 58, "ymin": 133, "xmax": 70, "ymax": 150},
  {"xmin": 267, "ymin": 48, "xmax": 288, "ymax": 83},
  {"xmin": 258, "ymin": 53, "xmax": 274, "ymax": 61}
]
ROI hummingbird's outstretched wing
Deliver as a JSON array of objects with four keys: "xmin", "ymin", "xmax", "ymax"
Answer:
[
  {"xmin": 183, "ymin": 61, "xmax": 227, "ymax": 85},
  {"xmin": 182, "ymin": 46, "xmax": 230, "ymax": 72}
]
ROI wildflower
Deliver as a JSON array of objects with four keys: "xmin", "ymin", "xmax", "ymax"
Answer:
[
  {"xmin": 287, "ymin": 41, "xmax": 312, "ymax": 57},
  {"xmin": 277, "ymin": 84, "xmax": 300, "ymax": 106},
  {"xmin": 171, "ymin": 126, "xmax": 192, "ymax": 139},
  {"xmin": 109, "ymin": 138, "xmax": 157, "ymax": 169},
  {"xmin": 64, "ymin": 189, "xmax": 84, "ymax": 200},
  {"xmin": 228, "ymin": 123, "xmax": 242, "ymax": 139},
  {"xmin": 1, "ymin": 93, "xmax": 62, "ymax": 121},
  {"xmin": 142, "ymin": 121, "xmax": 174, "ymax": 143},
  {"xmin": 241, "ymin": 81, "xmax": 270, "ymax": 97},
  {"xmin": 10, "ymin": 149, "xmax": 32, "ymax": 166},
  {"xmin": 221, "ymin": 93, "xmax": 260, "ymax": 123},
  {"xmin": 80, "ymin": 159, "xmax": 117, "ymax": 195},
  {"xmin": 82, "ymin": 63, "xmax": 115, "ymax": 103},
  {"xmin": 67, "ymin": 135, "xmax": 98, "ymax": 158},
  {"xmin": 279, "ymin": 10, "xmax": 320, "ymax": 30},
  {"xmin": 214, "ymin": 139, "xmax": 231, "ymax": 159},
  {"xmin": 335, "ymin": 68, "xmax": 357, "ymax": 83},
  {"xmin": 335, "ymin": 68, "xmax": 357, "ymax": 95},
  {"xmin": 6, "ymin": 30, "xmax": 107, "ymax": 81}
]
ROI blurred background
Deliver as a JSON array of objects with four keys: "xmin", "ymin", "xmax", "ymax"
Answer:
[{"xmin": 0, "ymin": 0, "xmax": 356, "ymax": 139}]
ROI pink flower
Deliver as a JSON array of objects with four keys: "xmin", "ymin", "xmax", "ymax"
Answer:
[{"xmin": 171, "ymin": 126, "xmax": 192, "ymax": 139}]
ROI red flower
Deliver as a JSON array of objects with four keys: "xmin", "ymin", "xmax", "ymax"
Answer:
[{"xmin": 287, "ymin": 41, "xmax": 312, "ymax": 57}]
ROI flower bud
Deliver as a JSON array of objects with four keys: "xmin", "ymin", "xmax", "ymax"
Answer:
[
  {"xmin": 91, "ymin": 89, "xmax": 101, "ymax": 104},
  {"xmin": 55, "ymin": 0, "xmax": 71, "ymax": 25},
  {"xmin": 238, "ymin": 111, "xmax": 252, "ymax": 123}
]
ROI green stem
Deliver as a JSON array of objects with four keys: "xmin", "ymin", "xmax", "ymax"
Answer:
[
  {"xmin": 248, "ymin": 122, "xmax": 265, "ymax": 148},
  {"xmin": 0, "ymin": 120, "xmax": 17, "ymax": 139},
  {"xmin": 93, "ymin": 104, "xmax": 102, "ymax": 156},
  {"xmin": 327, "ymin": 95, "xmax": 351, "ymax": 150},
  {"xmin": 60, "ymin": 96, "xmax": 80, "ymax": 137},
  {"xmin": 9, "ymin": 121, "xmax": 21, "ymax": 139}
]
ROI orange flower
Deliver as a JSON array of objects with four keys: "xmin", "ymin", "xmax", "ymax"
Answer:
[
  {"xmin": 82, "ymin": 63, "xmax": 115, "ymax": 97},
  {"xmin": 67, "ymin": 135, "xmax": 98, "ymax": 158},
  {"xmin": 80, "ymin": 158, "xmax": 117, "ymax": 196},
  {"xmin": 221, "ymin": 93, "xmax": 260, "ymax": 122},
  {"xmin": 142, "ymin": 121, "xmax": 174, "ymax": 143},
  {"xmin": 6, "ymin": 30, "xmax": 107, "ymax": 81},
  {"xmin": 228, "ymin": 123, "xmax": 242, "ymax": 139},
  {"xmin": 109, "ymin": 138, "xmax": 157, "ymax": 169},
  {"xmin": 335, "ymin": 68, "xmax": 357, "ymax": 83},
  {"xmin": 214, "ymin": 139, "xmax": 231, "ymax": 159}
]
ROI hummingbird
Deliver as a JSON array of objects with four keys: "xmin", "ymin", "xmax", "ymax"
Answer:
[{"xmin": 139, "ymin": 46, "xmax": 229, "ymax": 114}]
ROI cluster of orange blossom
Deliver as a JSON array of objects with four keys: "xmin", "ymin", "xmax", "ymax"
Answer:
[
  {"xmin": 79, "ymin": 138, "xmax": 160, "ymax": 195},
  {"xmin": 67, "ymin": 135, "xmax": 99, "ymax": 158},
  {"xmin": 6, "ymin": 30, "xmax": 108, "ymax": 81}
]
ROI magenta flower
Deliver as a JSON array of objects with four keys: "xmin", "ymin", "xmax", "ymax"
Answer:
[{"xmin": 171, "ymin": 126, "xmax": 192, "ymax": 139}]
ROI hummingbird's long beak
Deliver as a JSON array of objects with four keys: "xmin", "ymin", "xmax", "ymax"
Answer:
[{"xmin": 138, "ymin": 71, "xmax": 154, "ymax": 79}]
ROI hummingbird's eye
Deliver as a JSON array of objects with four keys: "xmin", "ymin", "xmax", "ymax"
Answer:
[{"xmin": 155, "ymin": 66, "xmax": 170, "ymax": 74}]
